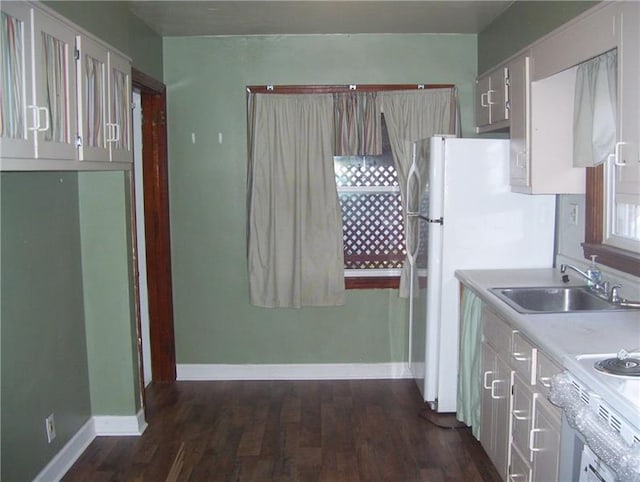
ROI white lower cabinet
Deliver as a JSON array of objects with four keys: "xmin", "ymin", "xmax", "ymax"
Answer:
[
  {"xmin": 479, "ymin": 305, "xmax": 562, "ymax": 482},
  {"xmin": 480, "ymin": 307, "xmax": 514, "ymax": 480}
]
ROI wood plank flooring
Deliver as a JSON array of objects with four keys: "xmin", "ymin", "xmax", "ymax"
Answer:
[{"xmin": 63, "ymin": 380, "xmax": 501, "ymax": 482}]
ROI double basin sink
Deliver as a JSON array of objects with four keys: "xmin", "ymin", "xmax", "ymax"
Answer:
[{"xmin": 489, "ymin": 286, "xmax": 639, "ymax": 314}]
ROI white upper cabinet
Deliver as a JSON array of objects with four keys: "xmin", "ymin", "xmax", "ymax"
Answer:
[
  {"xmin": 1, "ymin": 1, "xmax": 132, "ymax": 170},
  {"xmin": 476, "ymin": 66, "xmax": 509, "ymax": 133},
  {"xmin": 77, "ymin": 36, "xmax": 132, "ymax": 163},
  {"xmin": 478, "ymin": 2, "xmax": 638, "ymax": 195},
  {"xmin": 0, "ymin": 4, "xmax": 77, "ymax": 163}
]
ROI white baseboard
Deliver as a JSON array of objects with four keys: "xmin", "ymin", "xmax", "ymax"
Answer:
[
  {"xmin": 94, "ymin": 409, "xmax": 147, "ymax": 436},
  {"xmin": 33, "ymin": 418, "xmax": 95, "ymax": 482},
  {"xmin": 177, "ymin": 362, "xmax": 412, "ymax": 381},
  {"xmin": 32, "ymin": 410, "xmax": 147, "ymax": 481}
]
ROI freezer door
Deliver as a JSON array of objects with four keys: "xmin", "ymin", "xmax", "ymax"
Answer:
[{"xmin": 407, "ymin": 138, "xmax": 434, "ymax": 393}]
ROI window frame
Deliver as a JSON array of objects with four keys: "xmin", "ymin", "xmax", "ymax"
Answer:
[{"xmin": 583, "ymin": 165, "xmax": 640, "ymax": 276}]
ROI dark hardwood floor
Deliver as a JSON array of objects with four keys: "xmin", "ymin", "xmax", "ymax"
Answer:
[{"xmin": 63, "ymin": 379, "xmax": 501, "ymax": 482}]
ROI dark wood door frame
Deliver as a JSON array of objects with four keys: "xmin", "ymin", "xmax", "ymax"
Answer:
[{"xmin": 132, "ymin": 68, "xmax": 176, "ymax": 382}]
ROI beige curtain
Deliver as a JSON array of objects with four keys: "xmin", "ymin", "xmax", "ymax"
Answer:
[
  {"xmin": 333, "ymin": 92, "xmax": 382, "ymax": 156},
  {"xmin": 381, "ymin": 88, "xmax": 456, "ymax": 298},
  {"xmin": 247, "ymin": 93, "xmax": 345, "ymax": 308},
  {"xmin": 573, "ymin": 49, "xmax": 617, "ymax": 167}
]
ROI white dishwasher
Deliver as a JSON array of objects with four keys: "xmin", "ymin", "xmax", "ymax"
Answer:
[{"xmin": 550, "ymin": 352, "xmax": 640, "ymax": 482}]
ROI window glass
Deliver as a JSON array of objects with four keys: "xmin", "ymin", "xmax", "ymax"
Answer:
[{"xmin": 334, "ymin": 117, "xmax": 406, "ymax": 273}]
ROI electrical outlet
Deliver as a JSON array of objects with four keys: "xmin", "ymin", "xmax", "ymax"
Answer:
[
  {"xmin": 569, "ymin": 203, "xmax": 579, "ymax": 226},
  {"xmin": 45, "ymin": 414, "xmax": 56, "ymax": 443}
]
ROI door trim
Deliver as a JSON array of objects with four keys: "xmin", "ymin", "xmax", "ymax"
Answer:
[{"xmin": 132, "ymin": 68, "xmax": 176, "ymax": 382}]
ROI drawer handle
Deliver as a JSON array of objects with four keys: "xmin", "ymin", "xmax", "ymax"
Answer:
[
  {"xmin": 487, "ymin": 89, "xmax": 496, "ymax": 105},
  {"xmin": 513, "ymin": 352, "xmax": 528, "ymax": 362},
  {"xmin": 28, "ymin": 105, "xmax": 40, "ymax": 131},
  {"xmin": 491, "ymin": 379, "xmax": 506, "ymax": 399},
  {"xmin": 539, "ymin": 377, "xmax": 552, "ymax": 388},
  {"xmin": 483, "ymin": 370, "xmax": 494, "ymax": 389},
  {"xmin": 529, "ymin": 428, "xmax": 544, "ymax": 452},
  {"xmin": 513, "ymin": 409, "xmax": 529, "ymax": 421},
  {"xmin": 38, "ymin": 106, "xmax": 50, "ymax": 133}
]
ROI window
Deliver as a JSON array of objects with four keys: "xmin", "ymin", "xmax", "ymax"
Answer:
[
  {"xmin": 605, "ymin": 151, "xmax": 640, "ymax": 251},
  {"xmin": 584, "ymin": 166, "xmax": 640, "ymax": 276},
  {"xmin": 246, "ymin": 83, "xmax": 457, "ymax": 291},
  {"xmin": 334, "ymin": 116, "xmax": 405, "ymax": 289}
]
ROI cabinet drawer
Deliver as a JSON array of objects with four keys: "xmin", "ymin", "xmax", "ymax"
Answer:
[
  {"xmin": 536, "ymin": 350, "xmax": 562, "ymax": 398},
  {"xmin": 482, "ymin": 306, "xmax": 513, "ymax": 353},
  {"xmin": 512, "ymin": 332, "xmax": 536, "ymax": 384},
  {"xmin": 509, "ymin": 444, "xmax": 532, "ymax": 482},
  {"xmin": 512, "ymin": 373, "xmax": 534, "ymax": 458}
]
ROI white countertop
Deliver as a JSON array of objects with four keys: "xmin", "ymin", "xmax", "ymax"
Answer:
[{"xmin": 455, "ymin": 268, "xmax": 640, "ymax": 428}]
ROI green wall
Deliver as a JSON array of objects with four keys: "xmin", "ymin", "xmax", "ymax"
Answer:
[
  {"xmin": 1, "ymin": 172, "xmax": 91, "ymax": 482},
  {"xmin": 164, "ymin": 34, "xmax": 476, "ymax": 365},
  {"xmin": 78, "ymin": 171, "xmax": 140, "ymax": 415},
  {"xmin": 43, "ymin": 0, "xmax": 163, "ymax": 80},
  {"xmin": 477, "ymin": 1, "xmax": 598, "ymax": 73}
]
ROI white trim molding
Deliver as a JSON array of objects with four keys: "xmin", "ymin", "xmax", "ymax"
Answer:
[
  {"xmin": 93, "ymin": 409, "xmax": 148, "ymax": 436},
  {"xmin": 32, "ymin": 410, "xmax": 147, "ymax": 481},
  {"xmin": 33, "ymin": 419, "xmax": 95, "ymax": 482},
  {"xmin": 177, "ymin": 362, "xmax": 412, "ymax": 381}
]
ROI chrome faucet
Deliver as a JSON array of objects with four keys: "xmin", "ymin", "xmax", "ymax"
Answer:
[
  {"xmin": 560, "ymin": 263, "xmax": 598, "ymax": 284},
  {"xmin": 559, "ymin": 264, "xmax": 640, "ymax": 307},
  {"xmin": 559, "ymin": 263, "xmax": 608, "ymax": 295}
]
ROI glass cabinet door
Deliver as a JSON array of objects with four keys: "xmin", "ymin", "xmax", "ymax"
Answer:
[
  {"xmin": 77, "ymin": 35, "xmax": 108, "ymax": 161},
  {"xmin": 0, "ymin": 2, "xmax": 34, "ymax": 159},
  {"xmin": 32, "ymin": 8, "xmax": 77, "ymax": 160},
  {"xmin": 107, "ymin": 52, "xmax": 132, "ymax": 163}
]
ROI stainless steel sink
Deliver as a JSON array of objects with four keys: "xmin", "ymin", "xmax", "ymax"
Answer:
[{"xmin": 489, "ymin": 286, "xmax": 628, "ymax": 314}]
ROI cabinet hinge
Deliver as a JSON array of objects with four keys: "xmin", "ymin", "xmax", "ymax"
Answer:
[{"xmin": 74, "ymin": 49, "xmax": 80, "ymax": 61}]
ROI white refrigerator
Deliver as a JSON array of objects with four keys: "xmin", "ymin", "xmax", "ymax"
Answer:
[{"xmin": 407, "ymin": 136, "xmax": 556, "ymax": 413}]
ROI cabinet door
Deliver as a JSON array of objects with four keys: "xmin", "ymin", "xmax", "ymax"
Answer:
[
  {"xmin": 493, "ymin": 353, "xmax": 512, "ymax": 478},
  {"xmin": 530, "ymin": 395, "xmax": 561, "ymax": 482},
  {"xmin": 480, "ymin": 341, "xmax": 512, "ymax": 479},
  {"xmin": 489, "ymin": 67, "xmax": 508, "ymax": 124},
  {"xmin": 31, "ymin": 8, "xmax": 77, "ymax": 160},
  {"xmin": 476, "ymin": 75, "xmax": 491, "ymax": 128},
  {"xmin": 480, "ymin": 342, "xmax": 496, "ymax": 455},
  {"xmin": 76, "ymin": 35, "xmax": 108, "ymax": 161},
  {"xmin": 508, "ymin": 55, "xmax": 530, "ymax": 189},
  {"xmin": 107, "ymin": 51, "xmax": 132, "ymax": 163},
  {"xmin": 1, "ymin": 2, "xmax": 35, "ymax": 159}
]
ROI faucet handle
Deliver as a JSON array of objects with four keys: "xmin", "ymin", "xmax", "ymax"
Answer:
[{"xmin": 610, "ymin": 285, "xmax": 623, "ymax": 303}]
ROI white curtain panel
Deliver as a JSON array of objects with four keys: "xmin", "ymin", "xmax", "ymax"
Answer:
[
  {"xmin": 573, "ymin": 49, "xmax": 617, "ymax": 167},
  {"xmin": 247, "ymin": 93, "xmax": 345, "ymax": 308},
  {"xmin": 381, "ymin": 89, "xmax": 456, "ymax": 298}
]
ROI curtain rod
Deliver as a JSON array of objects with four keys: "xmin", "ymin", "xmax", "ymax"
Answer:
[{"xmin": 246, "ymin": 84, "xmax": 455, "ymax": 94}]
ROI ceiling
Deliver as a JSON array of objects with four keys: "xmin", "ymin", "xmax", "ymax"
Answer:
[{"xmin": 128, "ymin": 1, "xmax": 514, "ymax": 37}]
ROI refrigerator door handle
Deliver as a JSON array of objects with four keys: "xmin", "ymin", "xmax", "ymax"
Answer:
[{"xmin": 419, "ymin": 215, "xmax": 444, "ymax": 225}]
